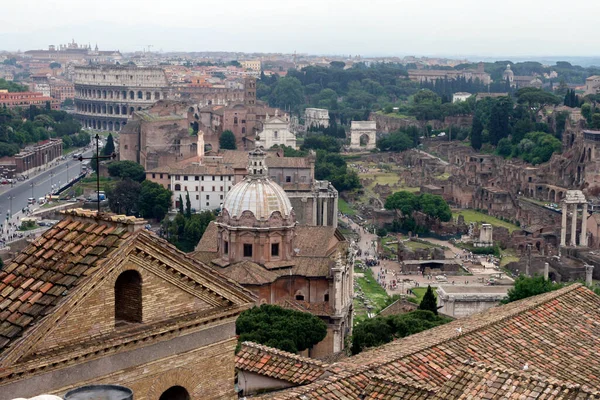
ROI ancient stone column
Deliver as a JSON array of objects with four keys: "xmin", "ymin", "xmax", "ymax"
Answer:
[
  {"xmin": 585, "ymin": 264, "xmax": 594, "ymax": 286},
  {"xmin": 561, "ymin": 202, "xmax": 567, "ymax": 247},
  {"xmin": 333, "ymin": 193, "xmax": 338, "ymax": 229},
  {"xmin": 580, "ymin": 203, "xmax": 588, "ymax": 246},
  {"xmin": 312, "ymin": 195, "xmax": 317, "ymax": 226},
  {"xmin": 570, "ymin": 204, "xmax": 578, "ymax": 247},
  {"xmin": 544, "ymin": 263, "xmax": 549, "ymax": 281},
  {"xmin": 323, "ymin": 198, "xmax": 328, "ymax": 226}
]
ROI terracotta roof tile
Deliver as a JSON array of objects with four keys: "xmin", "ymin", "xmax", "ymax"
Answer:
[
  {"xmin": 236, "ymin": 342, "xmax": 326, "ymax": 385},
  {"xmin": 0, "ymin": 210, "xmax": 142, "ymax": 356},
  {"xmin": 261, "ymin": 285, "xmax": 600, "ymax": 399}
]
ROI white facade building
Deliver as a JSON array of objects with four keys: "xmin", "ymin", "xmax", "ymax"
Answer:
[
  {"xmin": 452, "ymin": 92, "xmax": 472, "ymax": 103},
  {"xmin": 170, "ymin": 164, "xmax": 236, "ymax": 212},
  {"xmin": 259, "ymin": 114, "xmax": 297, "ymax": 149},
  {"xmin": 304, "ymin": 108, "xmax": 329, "ymax": 128}
]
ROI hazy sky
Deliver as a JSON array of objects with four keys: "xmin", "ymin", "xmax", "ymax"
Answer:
[{"xmin": 1, "ymin": 0, "xmax": 598, "ymax": 57}]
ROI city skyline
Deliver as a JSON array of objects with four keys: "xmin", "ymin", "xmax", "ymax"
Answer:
[{"xmin": 1, "ymin": 0, "xmax": 599, "ymax": 57}]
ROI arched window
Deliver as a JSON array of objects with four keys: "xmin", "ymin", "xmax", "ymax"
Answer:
[
  {"xmin": 242, "ymin": 127, "xmax": 246, "ymax": 134},
  {"xmin": 295, "ymin": 290, "xmax": 305, "ymax": 301},
  {"xmin": 324, "ymin": 292, "xmax": 329, "ymax": 302},
  {"xmin": 137, "ymin": 91, "xmax": 143, "ymax": 99},
  {"xmin": 174, "ymin": 184, "xmax": 181, "ymax": 191},
  {"xmin": 234, "ymin": 117, "xmax": 238, "ymax": 124},
  {"xmin": 114, "ymin": 270, "xmax": 142, "ymax": 324},
  {"xmin": 159, "ymin": 386, "xmax": 190, "ymax": 400}
]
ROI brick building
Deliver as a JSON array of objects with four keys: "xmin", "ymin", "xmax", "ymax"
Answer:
[
  {"xmin": 193, "ymin": 148, "xmax": 353, "ymax": 358},
  {"xmin": 119, "ymin": 100, "xmax": 203, "ymax": 171},
  {"xmin": 0, "ymin": 209, "xmax": 254, "ymax": 399},
  {"xmin": 0, "ymin": 138, "xmax": 65, "ymax": 178},
  {"xmin": 0, "ymin": 90, "xmax": 59, "ymax": 110}
]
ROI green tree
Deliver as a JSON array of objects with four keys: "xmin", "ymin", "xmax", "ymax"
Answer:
[
  {"xmin": 178, "ymin": 194, "xmax": 184, "ymax": 214},
  {"xmin": 351, "ymin": 310, "xmax": 450, "ymax": 355},
  {"xmin": 138, "ymin": 180, "xmax": 172, "ymax": 220},
  {"xmin": 219, "ymin": 130, "xmax": 237, "ymax": 150},
  {"xmin": 236, "ymin": 305, "xmax": 327, "ymax": 353},
  {"xmin": 418, "ymin": 285, "xmax": 438, "ymax": 315},
  {"xmin": 418, "ymin": 193, "xmax": 452, "ymax": 222},
  {"xmin": 185, "ymin": 191, "xmax": 192, "ymax": 218},
  {"xmin": 107, "ymin": 179, "xmax": 142, "ymax": 215},
  {"xmin": 107, "ymin": 160, "xmax": 145, "ymax": 182},
  {"xmin": 377, "ymin": 131, "xmax": 414, "ymax": 152},
  {"xmin": 501, "ymin": 275, "xmax": 563, "ymax": 304},
  {"xmin": 164, "ymin": 211, "xmax": 215, "ymax": 252},
  {"xmin": 471, "ymin": 114, "xmax": 483, "ymax": 150},
  {"xmin": 270, "ymin": 77, "xmax": 305, "ymax": 111},
  {"xmin": 385, "ymin": 191, "xmax": 417, "ymax": 215},
  {"xmin": 49, "ymin": 62, "xmax": 62, "ymax": 69},
  {"xmin": 103, "ymin": 133, "xmax": 115, "ymax": 156}
]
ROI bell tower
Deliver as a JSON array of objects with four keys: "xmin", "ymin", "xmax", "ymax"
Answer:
[{"xmin": 244, "ymin": 76, "xmax": 256, "ymax": 106}]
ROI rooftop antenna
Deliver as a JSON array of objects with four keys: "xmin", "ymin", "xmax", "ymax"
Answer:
[{"xmin": 78, "ymin": 134, "xmax": 116, "ymax": 213}]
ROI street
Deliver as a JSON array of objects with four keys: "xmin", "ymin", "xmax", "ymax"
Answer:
[{"xmin": 0, "ymin": 147, "xmax": 93, "ymax": 225}]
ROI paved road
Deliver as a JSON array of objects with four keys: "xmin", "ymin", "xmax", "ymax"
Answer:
[{"xmin": 0, "ymin": 147, "xmax": 92, "ymax": 221}]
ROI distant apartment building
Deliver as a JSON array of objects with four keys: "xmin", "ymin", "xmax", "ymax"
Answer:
[
  {"xmin": 240, "ymin": 60, "xmax": 262, "ymax": 72},
  {"xmin": 0, "ymin": 90, "xmax": 59, "ymax": 110},
  {"xmin": 304, "ymin": 108, "xmax": 330, "ymax": 128},
  {"xmin": 0, "ymin": 138, "xmax": 63, "ymax": 178},
  {"xmin": 49, "ymin": 79, "xmax": 75, "ymax": 103},
  {"xmin": 73, "ymin": 65, "xmax": 170, "ymax": 131}
]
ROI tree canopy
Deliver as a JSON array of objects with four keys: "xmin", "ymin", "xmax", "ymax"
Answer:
[
  {"xmin": 107, "ymin": 161, "xmax": 146, "ymax": 182},
  {"xmin": 137, "ymin": 180, "xmax": 172, "ymax": 221},
  {"xmin": 164, "ymin": 211, "xmax": 215, "ymax": 252},
  {"xmin": 236, "ymin": 304, "xmax": 327, "ymax": 353},
  {"xmin": 351, "ymin": 310, "xmax": 451, "ymax": 355},
  {"xmin": 385, "ymin": 191, "xmax": 451, "ymax": 222},
  {"xmin": 219, "ymin": 130, "xmax": 237, "ymax": 150},
  {"xmin": 501, "ymin": 275, "xmax": 563, "ymax": 304}
]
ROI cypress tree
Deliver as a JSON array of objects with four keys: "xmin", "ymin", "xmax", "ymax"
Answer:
[
  {"xmin": 185, "ymin": 191, "xmax": 192, "ymax": 218},
  {"xmin": 178, "ymin": 194, "xmax": 184, "ymax": 214},
  {"xmin": 471, "ymin": 114, "xmax": 483, "ymax": 150},
  {"xmin": 419, "ymin": 285, "xmax": 438, "ymax": 315},
  {"xmin": 103, "ymin": 133, "xmax": 115, "ymax": 156}
]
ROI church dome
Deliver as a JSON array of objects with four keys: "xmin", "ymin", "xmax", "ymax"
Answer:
[
  {"xmin": 221, "ymin": 146, "xmax": 292, "ymax": 220},
  {"xmin": 223, "ymin": 178, "xmax": 292, "ymax": 219}
]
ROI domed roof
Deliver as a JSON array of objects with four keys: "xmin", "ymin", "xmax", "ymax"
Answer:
[{"xmin": 223, "ymin": 178, "xmax": 293, "ymax": 219}]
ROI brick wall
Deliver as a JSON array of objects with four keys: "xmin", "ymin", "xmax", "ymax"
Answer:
[
  {"xmin": 52, "ymin": 339, "xmax": 238, "ymax": 400},
  {"xmin": 31, "ymin": 262, "xmax": 213, "ymax": 353}
]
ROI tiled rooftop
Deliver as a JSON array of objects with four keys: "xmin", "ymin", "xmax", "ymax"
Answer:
[
  {"xmin": 250, "ymin": 284, "xmax": 600, "ymax": 399},
  {"xmin": 0, "ymin": 210, "xmax": 135, "ymax": 354},
  {"xmin": 435, "ymin": 363, "xmax": 600, "ymax": 399},
  {"xmin": 236, "ymin": 342, "xmax": 326, "ymax": 385}
]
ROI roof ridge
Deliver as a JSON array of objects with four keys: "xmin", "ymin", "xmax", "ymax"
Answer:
[
  {"xmin": 241, "ymin": 342, "xmax": 327, "ymax": 368},
  {"xmin": 359, "ymin": 284, "xmax": 584, "ymax": 369}
]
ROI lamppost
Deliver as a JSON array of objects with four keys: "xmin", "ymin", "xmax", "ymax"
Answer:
[
  {"xmin": 50, "ymin": 172, "xmax": 55, "ymax": 193},
  {"xmin": 66, "ymin": 161, "xmax": 69, "ymax": 182},
  {"xmin": 30, "ymin": 181, "xmax": 35, "ymax": 199},
  {"xmin": 7, "ymin": 195, "xmax": 14, "ymax": 218}
]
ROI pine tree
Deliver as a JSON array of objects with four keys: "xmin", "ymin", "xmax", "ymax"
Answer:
[
  {"xmin": 103, "ymin": 133, "xmax": 115, "ymax": 156},
  {"xmin": 185, "ymin": 191, "xmax": 192, "ymax": 218},
  {"xmin": 178, "ymin": 194, "xmax": 184, "ymax": 214},
  {"xmin": 418, "ymin": 285, "xmax": 438, "ymax": 315},
  {"xmin": 471, "ymin": 114, "xmax": 483, "ymax": 150}
]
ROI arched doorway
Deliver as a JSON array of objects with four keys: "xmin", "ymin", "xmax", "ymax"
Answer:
[
  {"xmin": 360, "ymin": 133, "xmax": 370, "ymax": 147},
  {"xmin": 159, "ymin": 386, "xmax": 190, "ymax": 400}
]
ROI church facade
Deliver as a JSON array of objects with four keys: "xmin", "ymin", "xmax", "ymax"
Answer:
[
  {"xmin": 193, "ymin": 147, "xmax": 354, "ymax": 357},
  {"xmin": 0, "ymin": 209, "xmax": 254, "ymax": 399}
]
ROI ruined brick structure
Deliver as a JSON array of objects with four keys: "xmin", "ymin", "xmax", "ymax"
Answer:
[{"xmin": 119, "ymin": 100, "xmax": 203, "ymax": 170}]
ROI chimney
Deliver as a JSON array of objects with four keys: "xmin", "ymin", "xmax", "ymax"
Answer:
[
  {"xmin": 544, "ymin": 263, "xmax": 549, "ymax": 281},
  {"xmin": 585, "ymin": 264, "xmax": 594, "ymax": 286}
]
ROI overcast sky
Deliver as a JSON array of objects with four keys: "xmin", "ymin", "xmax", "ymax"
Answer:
[{"xmin": 1, "ymin": 0, "xmax": 598, "ymax": 58}]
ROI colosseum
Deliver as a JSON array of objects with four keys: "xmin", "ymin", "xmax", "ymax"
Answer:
[{"xmin": 74, "ymin": 65, "xmax": 170, "ymax": 131}]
